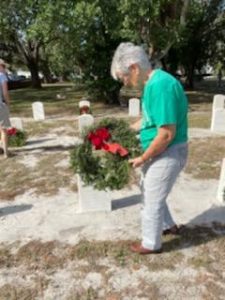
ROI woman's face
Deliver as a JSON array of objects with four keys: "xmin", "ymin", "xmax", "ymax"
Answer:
[
  {"xmin": 0, "ymin": 64, "xmax": 6, "ymax": 73},
  {"xmin": 117, "ymin": 64, "xmax": 141, "ymax": 88}
]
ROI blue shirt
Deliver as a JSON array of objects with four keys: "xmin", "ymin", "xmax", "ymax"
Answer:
[{"xmin": 0, "ymin": 72, "xmax": 8, "ymax": 103}]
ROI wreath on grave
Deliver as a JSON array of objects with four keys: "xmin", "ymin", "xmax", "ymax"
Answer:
[
  {"xmin": 70, "ymin": 118, "xmax": 142, "ymax": 190},
  {"xmin": 7, "ymin": 127, "xmax": 27, "ymax": 147}
]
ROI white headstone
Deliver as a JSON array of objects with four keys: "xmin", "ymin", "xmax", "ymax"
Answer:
[
  {"xmin": 10, "ymin": 117, "xmax": 23, "ymax": 131},
  {"xmin": 211, "ymin": 94, "xmax": 225, "ymax": 132},
  {"xmin": 79, "ymin": 100, "xmax": 90, "ymax": 108},
  {"xmin": 213, "ymin": 94, "xmax": 225, "ymax": 110},
  {"xmin": 78, "ymin": 114, "xmax": 94, "ymax": 133},
  {"xmin": 32, "ymin": 102, "xmax": 45, "ymax": 121},
  {"xmin": 77, "ymin": 175, "xmax": 111, "ymax": 213},
  {"xmin": 129, "ymin": 98, "xmax": 140, "ymax": 117},
  {"xmin": 217, "ymin": 158, "xmax": 225, "ymax": 203}
]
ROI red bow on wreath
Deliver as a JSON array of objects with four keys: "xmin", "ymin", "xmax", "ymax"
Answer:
[
  {"xmin": 7, "ymin": 127, "xmax": 17, "ymax": 136},
  {"xmin": 87, "ymin": 127, "xmax": 128, "ymax": 157}
]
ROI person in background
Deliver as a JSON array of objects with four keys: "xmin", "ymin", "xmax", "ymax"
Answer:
[
  {"xmin": 0, "ymin": 58, "xmax": 11, "ymax": 158},
  {"xmin": 111, "ymin": 43, "xmax": 188, "ymax": 254}
]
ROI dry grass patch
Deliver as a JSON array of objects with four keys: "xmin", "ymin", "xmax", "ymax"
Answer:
[
  {"xmin": 24, "ymin": 119, "xmax": 77, "ymax": 137},
  {"xmin": 30, "ymin": 153, "xmax": 77, "ymax": 196},
  {"xmin": 0, "ymin": 284, "xmax": 39, "ymax": 300},
  {"xmin": 0, "ymin": 224, "xmax": 225, "ymax": 299},
  {"xmin": 15, "ymin": 240, "xmax": 65, "ymax": 271},
  {"xmin": 66, "ymin": 287, "xmax": 99, "ymax": 300},
  {"xmin": 0, "ymin": 158, "xmax": 32, "ymax": 200},
  {"xmin": 0, "ymin": 152, "xmax": 76, "ymax": 201},
  {"xmin": 188, "ymin": 112, "xmax": 211, "ymax": 128},
  {"xmin": 185, "ymin": 137, "xmax": 225, "ymax": 179}
]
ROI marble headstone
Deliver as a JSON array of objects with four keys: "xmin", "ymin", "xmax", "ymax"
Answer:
[
  {"xmin": 78, "ymin": 114, "xmax": 94, "ymax": 133},
  {"xmin": 129, "ymin": 98, "xmax": 140, "ymax": 117},
  {"xmin": 32, "ymin": 102, "xmax": 45, "ymax": 121},
  {"xmin": 217, "ymin": 158, "xmax": 225, "ymax": 203},
  {"xmin": 77, "ymin": 175, "xmax": 111, "ymax": 213},
  {"xmin": 10, "ymin": 117, "xmax": 23, "ymax": 131},
  {"xmin": 211, "ymin": 94, "xmax": 225, "ymax": 132}
]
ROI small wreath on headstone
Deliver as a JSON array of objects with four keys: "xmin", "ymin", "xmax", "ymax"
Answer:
[
  {"xmin": 7, "ymin": 127, "xmax": 27, "ymax": 147},
  {"xmin": 70, "ymin": 118, "xmax": 142, "ymax": 190}
]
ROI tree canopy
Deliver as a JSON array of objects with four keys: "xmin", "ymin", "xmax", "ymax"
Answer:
[{"xmin": 0, "ymin": 0, "xmax": 224, "ymax": 98}]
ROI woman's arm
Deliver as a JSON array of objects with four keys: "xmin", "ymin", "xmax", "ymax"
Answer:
[
  {"xmin": 2, "ymin": 81, "xmax": 10, "ymax": 105},
  {"xmin": 130, "ymin": 118, "xmax": 141, "ymax": 131},
  {"xmin": 129, "ymin": 124, "xmax": 176, "ymax": 168}
]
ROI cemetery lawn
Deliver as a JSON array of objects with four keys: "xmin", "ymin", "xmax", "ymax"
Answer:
[
  {"xmin": 0, "ymin": 224, "xmax": 225, "ymax": 299},
  {"xmin": 9, "ymin": 80, "xmax": 216, "ymax": 130},
  {"xmin": 1, "ymin": 78, "xmax": 224, "ymax": 298}
]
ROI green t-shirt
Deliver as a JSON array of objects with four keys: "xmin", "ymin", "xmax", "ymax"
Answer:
[{"xmin": 140, "ymin": 69, "xmax": 188, "ymax": 150}]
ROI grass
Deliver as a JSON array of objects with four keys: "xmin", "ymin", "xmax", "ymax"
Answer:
[
  {"xmin": 0, "ymin": 82, "xmax": 223, "ymax": 200},
  {"xmin": 24, "ymin": 119, "xmax": 77, "ymax": 137},
  {"xmin": 8, "ymin": 77, "xmax": 220, "ymax": 118},
  {"xmin": 9, "ymin": 84, "xmax": 125, "ymax": 119},
  {"xmin": 1, "ymin": 79, "xmax": 225, "ymax": 299},
  {"xmin": 0, "ymin": 224, "xmax": 225, "ymax": 299},
  {"xmin": 1, "ymin": 128, "xmax": 223, "ymax": 201},
  {"xmin": 0, "ymin": 152, "xmax": 77, "ymax": 200},
  {"xmin": 9, "ymin": 84, "xmax": 84, "ymax": 117},
  {"xmin": 188, "ymin": 112, "xmax": 211, "ymax": 128},
  {"xmin": 185, "ymin": 137, "xmax": 225, "ymax": 179}
]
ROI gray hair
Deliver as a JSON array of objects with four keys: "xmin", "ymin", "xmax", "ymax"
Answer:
[{"xmin": 111, "ymin": 42, "xmax": 151, "ymax": 80}]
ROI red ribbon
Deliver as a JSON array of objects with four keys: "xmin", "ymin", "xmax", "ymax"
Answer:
[
  {"xmin": 7, "ymin": 127, "xmax": 17, "ymax": 136},
  {"xmin": 87, "ymin": 127, "xmax": 128, "ymax": 157}
]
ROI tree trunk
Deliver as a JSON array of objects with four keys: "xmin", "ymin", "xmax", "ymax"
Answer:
[
  {"xmin": 28, "ymin": 61, "xmax": 42, "ymax": 88},
  {"xmin": 185, "ymin": 65, "xmax": 195, "ymax": 89},
  {"xmin": 40, "ymin": 58, "xmax": 54, "ymax": 83},
  {"xmin": 104, "ymin": 86, "xmax": 121, "ymax": 105}
]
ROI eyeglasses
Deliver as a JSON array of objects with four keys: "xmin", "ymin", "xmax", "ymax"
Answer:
[{"xmin": 117, "ymin": 72, "xmax": 131, "ymax": 85}]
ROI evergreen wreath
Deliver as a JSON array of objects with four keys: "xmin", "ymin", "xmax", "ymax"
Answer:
[
  {"xmin": 7, "ymin": 127, "xmax": 27, "ymax": 147},
  {"xmin": 70, "ymin": 118, "xmax": 142, "ymax": 190}
]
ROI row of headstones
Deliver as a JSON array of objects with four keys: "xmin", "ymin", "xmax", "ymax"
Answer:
[
  {"xmin": 12, "ymin": 94, "xmax": 225, "ymax": 133},
  {"xmin": 78, "ymin": 98, "xmax": 140, "ymax": 133},
  {"xmin": 9, "ymin": 97, "xmax": 140, "ymax": 132},
  {"xmin": 9, "ymin": 102, "xmax": 45, "ymax": 131}
]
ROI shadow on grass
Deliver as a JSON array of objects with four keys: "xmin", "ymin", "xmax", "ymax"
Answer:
[
  {"xmin": 25, "ymin": 138, "xmax": 55, "ymax": 145},
  {"xmin": 0, "ymin": 204, "xmax": 32, "ymax": 217},
  {"xmin": 112, "ymin": 194, "xmax": 141, "ymax": 210},
  {"xmin": 163, "ymin": 206, "xmax": 225, "ymax": 253},
  {"xmin": 15, "ymin": 145, "xmax": 75, "ymax": 153}
]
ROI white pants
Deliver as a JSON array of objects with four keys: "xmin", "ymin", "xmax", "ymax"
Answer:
[{"xmin": 141, "ymin": 143, "xmax": 188, "ymax": 250}]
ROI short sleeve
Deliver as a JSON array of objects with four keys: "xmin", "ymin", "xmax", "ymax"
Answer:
[
  {"xmin": 151, "ymin": 82, "xmax": 177, "ymax": 127},
  {"xmin": 0, "ymin": 73, "xmax": 8, "ymax": 84}
]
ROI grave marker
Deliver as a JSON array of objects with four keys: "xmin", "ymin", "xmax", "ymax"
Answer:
[
  {"xmin": 77, "ymin": 175, "xmax": 111, "ymax": 213},
  {"xmin": 217, "ymin": 158, "xmax": 225, "ymax": 203},
  {"xmin": 211, "ymin": 94, "xmax": 225, "ymax": 132},
  {"xmin": 78, "ymin": 114, "xmax": 94, "ymax": 133},
  {"xmin": 129, "ymin": 98, "xmax": 140, "ymax": 117},
  {"xmin": 32, "ymin": 102, "xmax": 45, "ymax": 121},
  {"xmin": 10, "ymin": 117, "xmax": 23, "ymax": 131}
]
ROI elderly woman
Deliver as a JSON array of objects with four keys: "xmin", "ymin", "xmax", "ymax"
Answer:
[
  {"xmin": 0, "ymin": 59, "xmax": 11, "ymax": 158},
  {"xmin": 111, "ymin": 43, "xmax": 188, "ymax": 254}
]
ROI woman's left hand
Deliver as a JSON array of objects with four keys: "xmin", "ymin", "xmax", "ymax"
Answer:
[{"xmin": 128, "ymin": 156, "xmax": 144, "ymax": 168}]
